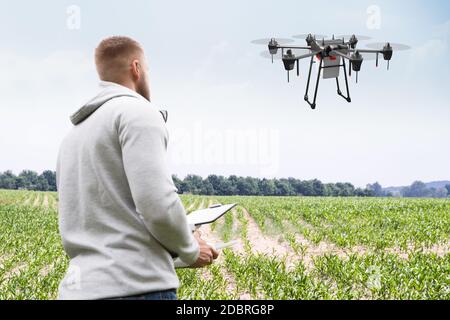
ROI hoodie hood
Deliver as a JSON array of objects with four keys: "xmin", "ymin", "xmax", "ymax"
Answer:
[{"xmin": 70, "ymin": 81, "xmax": 147, "ymax": 125}]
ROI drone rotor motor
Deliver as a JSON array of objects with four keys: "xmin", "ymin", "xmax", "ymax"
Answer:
[
  {"xmin": 350, "ymin": 51, "xmax": 363, "ymax": 72},
  {"xmin": 282, "ymin": 49, "xmax": 296, "ymax": 82},
  {"xmin": 305, "ymin": 33, "xmax": 315, "ymax": 46},
  {"xmin": 349, "ymin": 34, "xmax": 358, "ymax": 49},
  {"xmin": 350, "ymin": 51, "xmax": 363, "ymax": 83},
  {"xmin": 382, "ymin": 42, "xmax": 393, "ymax": 70},
  {"xmin": 268, "ymin": 38, "xmax": 279, "ymax": 55}
]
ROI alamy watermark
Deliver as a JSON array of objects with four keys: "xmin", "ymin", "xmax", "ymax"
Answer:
[
  {"xmin": 170, "ymin": 122, "xmax": 280, "ymax": 176},
  {"xmin": 366, "ymin": 5, "xmax": 381, "ymax": 30},
  {"xmin": 66, "ymin": 5, "xmax": 81, "ymax": 30}
]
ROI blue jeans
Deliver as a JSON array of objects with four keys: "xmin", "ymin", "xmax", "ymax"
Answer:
[{"xmin": 107, "ymin": 289, "xmax": 177, "ymax": 300}]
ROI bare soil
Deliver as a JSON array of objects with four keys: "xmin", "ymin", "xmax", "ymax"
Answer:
[
  {"xmin": 43, "ymin": 195, "xmax": 49, "ymax": 208},
  {"xmin": 23, "ymin": 196, "xmax": 32, "ymax": 206},
  {"xmin": 32, "ymin": 194, "xmax": 40, "ymax": 207}
]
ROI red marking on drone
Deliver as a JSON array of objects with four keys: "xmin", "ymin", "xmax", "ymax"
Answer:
[{"xmin": 316, "ymin": 54, "xmax": 337, "ymax": 61}]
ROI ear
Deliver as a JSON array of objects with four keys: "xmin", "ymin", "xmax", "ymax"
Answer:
[{"xmin": 131, "ymin": 59, "xmax": 141, "ymax": 80}]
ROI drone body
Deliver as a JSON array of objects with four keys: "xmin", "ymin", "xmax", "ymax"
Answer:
[{"xmin": 252, "ymin": 34, "xmax": 410, "ymax": 109}]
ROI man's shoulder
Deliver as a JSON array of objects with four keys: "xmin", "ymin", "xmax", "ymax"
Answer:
[
  {"xmin": 109, "ymin": 97, "xmax": 164, "ymax": 128},
  {"xmin": 107, "ymin": 95, "xmax": 150, "ymax": 110}
]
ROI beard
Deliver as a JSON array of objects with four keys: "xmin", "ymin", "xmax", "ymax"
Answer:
[{"xmin": 136, "ymin": 76, "xmax": 151, "ymax": 101}]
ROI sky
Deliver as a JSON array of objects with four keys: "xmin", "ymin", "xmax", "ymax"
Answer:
[{"xmin": 0, "ymin": 0, "xmax": 449, "ymax": 188}]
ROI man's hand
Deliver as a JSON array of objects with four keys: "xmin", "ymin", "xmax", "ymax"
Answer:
[{"xmin": 190, "ymin": 231, "xmax": 219, "ymax": 268}]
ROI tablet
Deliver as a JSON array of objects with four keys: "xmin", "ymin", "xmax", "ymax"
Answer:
[{"xmin": 186, "ymin": 203, "xmax": 237, "ymax": 228}]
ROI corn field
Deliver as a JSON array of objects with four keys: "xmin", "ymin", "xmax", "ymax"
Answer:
[{"xmin": 0, "ymin": 190, "xmax": 449, "ymax": 300}]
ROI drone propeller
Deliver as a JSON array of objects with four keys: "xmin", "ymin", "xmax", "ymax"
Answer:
[
  {"xmin": 364, "ymin": 42, "xmax": 409, "ymax": 70},
  {"xmin": 260, "ymin": 51, "xmax": 282, "ymax": 60},
  {"xmin": 365, "ymin": 42, "xmax": 411, "ymax": 51},
  {"xmin": 292, "ymin": 34, "xmax": 328, "ymax": 40},
  {"xmin": 337, "ymin": 34, "xmax": 372, "ymax": 41},
  {"xmin": 251, "ymin": 38, "xmax": 294, "ymax": 45},
  {"xmin": 359, "ymin": 53, "xmax": 377, "ymax": 61}
]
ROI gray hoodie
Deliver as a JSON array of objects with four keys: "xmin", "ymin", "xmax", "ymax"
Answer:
[{"xmin": 56, "ymin": 81, "xmax": 199, "ymax": 300}]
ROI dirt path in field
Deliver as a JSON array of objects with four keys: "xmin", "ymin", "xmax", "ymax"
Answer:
[
  {"xmin": 421, "ymin": 242, "xmax": 450, "ymax": 256},
  {"xmin": 50, "ymin": 197, "xmax": 55, "ymax": 210},
  {"xmin": 52, "ymin": 196, "xmax": 59, "ymax": 210},
  {"xmin": 285, "ymin": 220, "xmax": 450, "ymax": 261},
  {"xmin": 39, "ymin": 263, "xmax": 54, "ymax": 278},
  {"xmin": 241, "ymin": 207, "xmax": 450, "ymax": 262},
  {"xmin": 296, "ymin": 234, "xmax": 355, "ymax": 266},
  {"xmin": 233, "ymin": 207, "xmax": 371, "ymax": 270},
  {"xmin": 233, "ymin": 208, "xmax": 302, "ymax": 266},
  {"xmin": 196, "ymin": 199, "xmax": 251, "ymax": 299},
  {"xmin": 384, "ymin": 241, "xmax": 450, "ymax": 258},
  {"xmin": 32, "ymin": 194, "xmax": 41, "ymax": 207},
  {"xmin": 197, "ymin": 199, "xmax": 206, "ymax": 210},
  {"xmin": 199, "ymin": 216, "xmax": 252, "ymax": 300},
  {"xmin": 23, "ymin": 195, "xmax": 32, "ymax": 206},
  {"xmin": 285, "ymin": 219, "xmax": 359, "ymax": 261},
  {"xmin": 0, "ymin": 254, "xmax": 12, "ymax": 269},
  {"xmin": 43, "ymin": 194, "xmax": 49, "ymax": 208},
  {"xmin": 194, "ymin": 199, "xmax": 450, "ymax": 298},
  {"xmin": 0, "ymin": 262, "xmax": 28, "ymax": 286}
]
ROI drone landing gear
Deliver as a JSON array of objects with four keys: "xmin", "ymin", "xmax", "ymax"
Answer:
[
  {"xmin": 304, "ymin": 56, "xmax": 323, "ymax": 110},
  {"xmin": 336, "ymin": 59, "xmax": 351, "ymax": 103},
  {"xmin": 304, "ymin": 56, "xmax": 352, "ymax": 109}
]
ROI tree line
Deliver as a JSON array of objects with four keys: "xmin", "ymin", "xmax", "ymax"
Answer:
[
  {"xmin": 172, "ymin": 174, "xmax": 385, "ymax": 197},
  {"xmin": 1, "ymin": 170, "xmax": 449, "ymax": 198},
  {"xmin": 0, "ymin": 170, "xmax": 57, "ymax": 191},
  {"xmin": 400, "ymin": 181, "xmax": 450, "ymax": 198}
]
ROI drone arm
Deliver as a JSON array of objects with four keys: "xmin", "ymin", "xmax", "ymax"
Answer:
[
  {"xmin": 277, "ymin": 45, "xmax": 312, "ymax": 50},
  {"xmin": 348, "ymin": 48, "xmax": 382, "ymax": 54},
  {"xmin": 292, "ymin": 51, "xmax": 320, "ymax": 61},
  {"xmin": 331, "ymin": 50, "xmax": 352, "ymax": 60}
]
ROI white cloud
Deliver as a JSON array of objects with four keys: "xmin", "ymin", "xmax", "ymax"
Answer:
[
  {"xmin": 0, "ymin": 50, "xmax": 95, "ymax": 101},
  {"xmin": 0, "ymin": 50, "xmax": 98, "ymax": 173},
  {"xmin": 409, "ymin": 20, "xmax": 450, "ymax": 61},
  {"xmin": 192, "ymin": 40, "xmax": 230, "ymax": 81},
  {"xmin": 403, "ymin": 20, "xmax": 450, "ymax": 77},
  {"xmin": 432, "ymin": 19, "xmax": 450, "ymax": 41}
]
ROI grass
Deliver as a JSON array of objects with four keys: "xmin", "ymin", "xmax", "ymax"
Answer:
[{"xmin": 0, "ymin": 191, "xmax": 448, "ymax": 300}]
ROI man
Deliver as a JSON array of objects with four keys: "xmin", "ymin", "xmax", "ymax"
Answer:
[{"xmin": 56, "ymin": 36, "xmax": 218, "ymax": 300}]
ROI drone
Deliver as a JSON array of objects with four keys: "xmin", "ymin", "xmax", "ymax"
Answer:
[{"xmin": 252, "ymin": 34, "xmax": 410, "ymax": 109}]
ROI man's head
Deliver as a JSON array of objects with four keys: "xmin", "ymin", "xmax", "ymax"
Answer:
[{"xmin": 95, "ymin": 36, "xmax": 150, "ymax": 101}]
